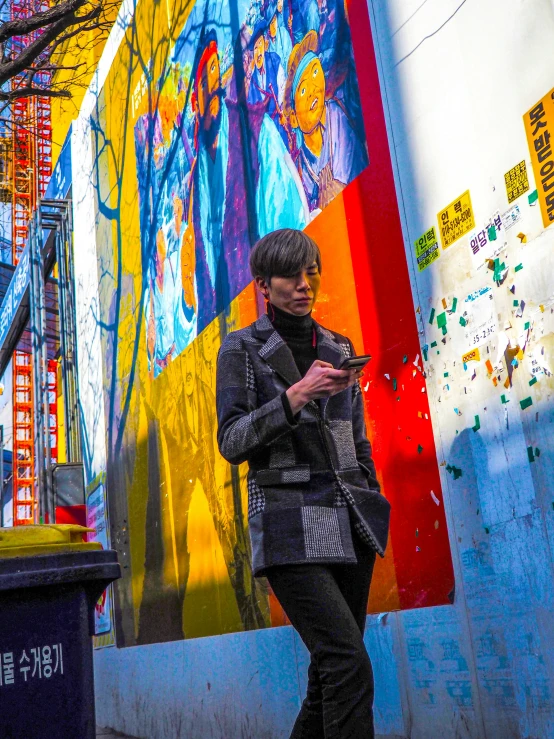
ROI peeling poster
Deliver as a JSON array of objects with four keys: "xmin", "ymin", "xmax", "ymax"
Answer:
[{"xmin": 462, "ymin": 286, "xmax": 498, "ymax": 348}]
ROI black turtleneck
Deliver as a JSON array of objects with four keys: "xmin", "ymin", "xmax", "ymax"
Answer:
[
  {"xmin": 269, "ymin": 303, "xmax": 318, "ymax": 424},
  {"xmin": 269, "ymin": 303, "xmax": 318, "ymax": 377}
]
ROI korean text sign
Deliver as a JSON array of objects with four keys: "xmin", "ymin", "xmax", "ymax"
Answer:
[
  {"xmin": 0, "ymin": 245, "xmax": 30, "ymax": 351},
  {"xmin": 414, "ymin": 227, "xmax": 440, "ymax": 272},
  {"xmin": 437, "ymin": 190, "xmax": 475, "ymax": 248},
  {"xmin": 524, "ymin": 88, "xmax": 554, "ymax": 227}
]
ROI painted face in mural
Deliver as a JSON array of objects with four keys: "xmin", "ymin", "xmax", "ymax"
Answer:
[
  {"xmin": 196, "ymin": 49, "xmax": 223, "ymax": 147},
  {"xmin": 269, "ymin": 14, "xmax": 278, "ymax": 40},
  {"xmin": 290, "ymin": 55, "xmax": 326, "ymax": 136},
  {"xmin": 256, "ymin": 262, "xmax": 321, "ymax": 316},
  {"xmin": 254, "ymin": 34, "xmax": 266, "ymax": 71},
  {"xmin": 277, "ymin": 0, "xmax": 284, "ymax": 12}
]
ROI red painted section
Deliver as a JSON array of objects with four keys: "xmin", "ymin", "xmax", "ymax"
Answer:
[
  {"xmin": 346, "ymin": 1, "xmax": 455, "ymax": 608},
  {"xmin": 55, "ymin": 505, "xmax": 88, "ymax": 528}
]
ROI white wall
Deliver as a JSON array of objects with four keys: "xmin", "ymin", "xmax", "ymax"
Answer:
[{"xmin": 364, "ymin": 0, "xmax": 554, "ymax": 736}]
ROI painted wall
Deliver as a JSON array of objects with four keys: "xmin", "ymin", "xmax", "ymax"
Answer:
[
  {"xmin": 72, "ymin": 0, "xmax": 454, "ymax": 654},
  {"xmin": 87, "ymin": 0, "xmax": 553, "ymax": 736}
]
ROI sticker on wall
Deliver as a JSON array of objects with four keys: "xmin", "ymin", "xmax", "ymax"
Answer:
[
  {"xmin": 502, "ymin": 203, "xmax": 522, "ymax": 230},
  {"xmin": 462, "ymin": 286, "xmax": 497, "ymax": 347},
  {"xmin": 462, "ymin": 348, "xmax": 480, "ymax": 364},
  {"xmin": 504, "ymin": 160, "xmax": 529, "ymax": 203},
  {"xmin": 438, "ymin": 190, "xmax": 475, "ymax": 248},
  {"xmin": 468, "ymin": 213, "xmax": 503, "ymax": 265},
  {"xmin": 414, "ymin": 226, "xmax": 440, "ymax": 272},
  {"xmin": 524, "ymin": 88, "xmax": 554, "ymax": 227}
]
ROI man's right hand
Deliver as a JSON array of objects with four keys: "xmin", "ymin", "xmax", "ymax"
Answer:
[{"xmin": 286, "ymin": 360, "xmax": 361, "ymax": 415}]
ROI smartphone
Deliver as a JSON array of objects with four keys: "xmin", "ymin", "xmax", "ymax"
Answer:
[{"xmin": 339, "ymin": 354, "xmax": 372, "ymax": 371}]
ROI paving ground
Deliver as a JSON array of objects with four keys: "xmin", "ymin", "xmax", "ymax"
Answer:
[{"xmin": 96, "ymin": 728, "xmax": 141, "ymax": 738}]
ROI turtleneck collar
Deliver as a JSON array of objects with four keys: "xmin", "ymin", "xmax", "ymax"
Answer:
[{"xmin": 268, "ymin": 303, "xmax": 314, "ymax": 333}]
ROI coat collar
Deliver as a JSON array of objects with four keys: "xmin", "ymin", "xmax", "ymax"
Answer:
[{"xmin": 252, "ymin": 314, "xmax": 344, "ymax": 388}]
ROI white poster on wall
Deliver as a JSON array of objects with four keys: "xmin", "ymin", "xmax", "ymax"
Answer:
[{"xmin": 463, "ymin": 286, "xmax": 498, "ymax": 347}]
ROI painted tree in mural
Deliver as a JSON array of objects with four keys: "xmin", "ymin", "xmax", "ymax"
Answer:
[{"xmin": 0, "ymin": 0, "xmax": 118, "ymax": 104}]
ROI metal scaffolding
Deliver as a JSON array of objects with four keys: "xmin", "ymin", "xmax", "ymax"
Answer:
[
  {"xmin": 27, "ymin": 200, "xmax": 79, "ymax": 522},
  {"xmin": 9, "ymin": 0, "xmax": 53, "ymax": 524}
]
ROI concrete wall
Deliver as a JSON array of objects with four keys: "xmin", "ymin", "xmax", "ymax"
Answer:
[{"xmin": 95, "ymin": 0, "xmax": 554, "ymax": 736}]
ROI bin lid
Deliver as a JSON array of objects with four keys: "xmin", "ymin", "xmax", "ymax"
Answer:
[{"xmin": 0, "ymin": 524, "xmax": 102, "ymax": 558}]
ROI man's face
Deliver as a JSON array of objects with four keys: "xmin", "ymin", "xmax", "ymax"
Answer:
[
  {"xmin": 269, "ymin": 15, "xmax": 278, "ymax": 39},
  {"xmin": 277, "ymin": 0, "xmax": 283, "ymax": 12},
  {"xmin": 254, "ymin": 35, "xmax": 265, "ymax": 70},
  {"xmin": 197, "ymin": 50, "xmax": 221, "ymax": 131},
  {"xmin": 256, "ymin": 262, "xmax": 321, "ymax": 316},
  {"xmin": 292, "ymin": 56, "xmax": 326, "ymax": 135}
]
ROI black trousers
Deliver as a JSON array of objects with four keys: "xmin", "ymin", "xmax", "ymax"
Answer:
[{"xmin": 266, "ymin": 536, "xmax": 377, "ymax": 739}]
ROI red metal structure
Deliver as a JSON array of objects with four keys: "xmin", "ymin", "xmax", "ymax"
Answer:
[{"xmin": 10, "ymin": 0, "xmax": 53, "ymax": 525}]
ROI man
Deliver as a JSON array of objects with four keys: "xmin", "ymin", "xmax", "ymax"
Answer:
[
  {"xmin": 284, "ymin": 30, "xmax": 369, "ymax": 212},
  {"xmin": 216, "ymin": 228, "xmax": 390, "ymax": 738}
]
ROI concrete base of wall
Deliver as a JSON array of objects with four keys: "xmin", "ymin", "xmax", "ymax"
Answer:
[{"xmin": 94, "ymin": 616, "xmax": 407, "ymax": 739}]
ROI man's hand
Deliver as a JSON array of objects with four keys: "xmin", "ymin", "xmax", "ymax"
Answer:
[{"xmin": 286, "ymin": 360, "xmax": 362, "ymax": 415}]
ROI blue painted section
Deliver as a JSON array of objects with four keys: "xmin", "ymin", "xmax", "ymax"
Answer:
[{"xmin": 45, "ymin": 129, "xmax": 72, "ymax": 201}]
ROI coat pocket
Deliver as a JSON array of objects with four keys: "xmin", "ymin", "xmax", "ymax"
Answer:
[{"xmin": 256, "ymin": 465, "xmax": 311, "ymax": 486}]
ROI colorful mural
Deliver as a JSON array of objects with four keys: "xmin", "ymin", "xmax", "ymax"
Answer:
[
  {"xmin": 86, "ymin": 0, "xmax": 454, "ymax": 647},
  {"xmin": 134, "ymin": 0, "xmax": 368, "ymax": 377}
]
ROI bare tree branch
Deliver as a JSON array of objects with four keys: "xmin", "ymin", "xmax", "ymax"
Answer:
[
  {"xmin": 0, "ymin": 0, "xmax": 119, "ymax": 100},
  {"xmin": 0, "ymin": 85, "xmax": 71, "ymax": 99},
  {"xmin": 0, "ymin": 0, "xmax": 87, "ymax": 44}
]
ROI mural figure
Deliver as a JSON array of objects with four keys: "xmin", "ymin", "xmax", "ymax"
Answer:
[
  {"xmin": 136, "ymin": 110, "xmax": 197, "ymax": 379},
  {"xmin": 290, "ymin": 0, "xmax": 320, "ymax": 44},
  {"xmin": 284, "ymin": 30, "xmax": 368, "ymax": 211},
  {"xmin": 266, "ymin": 0, "xmax": 293, "ymax": 71}
]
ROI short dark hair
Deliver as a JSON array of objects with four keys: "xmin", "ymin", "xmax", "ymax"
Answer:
[{"xmin": 249, "ymin": 228, "xmax": 322, "ymax": 282}]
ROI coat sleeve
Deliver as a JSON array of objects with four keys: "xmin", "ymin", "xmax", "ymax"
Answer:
[
  {"xmin": 216, "ymin": 334, "xmax": 298, "ymax": 466},
  {"xmin": 349, "ymin": 340, "xmax": 380, "ymax": 492}
]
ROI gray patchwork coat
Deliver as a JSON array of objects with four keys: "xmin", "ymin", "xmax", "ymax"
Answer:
[{"xmin": 216, "ymin": 313, "xmax": 391, "ymax": 576}]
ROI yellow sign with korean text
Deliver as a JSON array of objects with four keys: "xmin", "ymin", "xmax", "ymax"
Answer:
[
  {"xmin": 437, "ymin": 190, "xmax": 475, "ymax": 248},
  {"xmin": 524, "ymin": 88, "xmax": 554, "ymax": 228},
  {"xmin": 414, "ymin": 226, "xmax": 440, "ymax": 272},
  {"xmin": 504, "ymin": 160, "xmax": 529, "ymax": 204}
]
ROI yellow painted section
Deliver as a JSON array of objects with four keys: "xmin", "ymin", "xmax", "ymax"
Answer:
[{"xmin": 50, "ymin": 3, "xmax": 120, "ymax": 162}]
